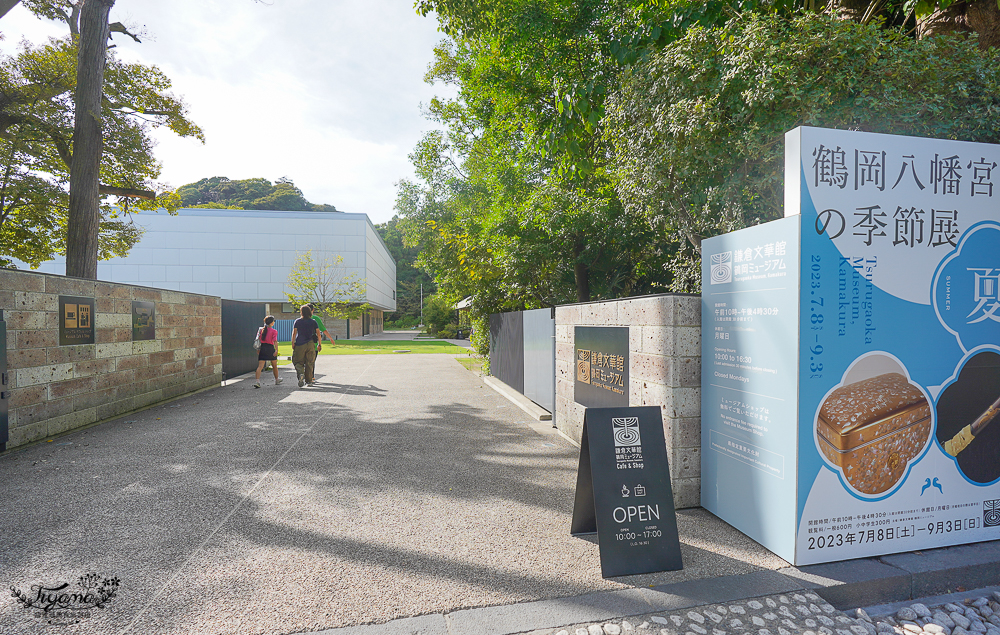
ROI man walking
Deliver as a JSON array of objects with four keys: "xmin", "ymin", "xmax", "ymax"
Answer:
[
  {"xmin": 290, "ymin": 305, "xmax": 319, "ymax": 387},
  {"xmin": 306, "ymin": 304, "xmax": 335, "ymax": 386}
]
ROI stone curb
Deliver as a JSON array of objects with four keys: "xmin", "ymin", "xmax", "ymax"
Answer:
[
  {"xmin": 484, "ymin": 375, "xmax": 553, "ymax": 421},
  {"xmin": 302, "ymin": 541, "xmax": 1000, "ymax": 635}
]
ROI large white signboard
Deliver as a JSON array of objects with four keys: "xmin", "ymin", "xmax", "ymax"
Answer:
[{"xmin": 702, "ymin": 126, "xmax": 1000, "ymax": 565}]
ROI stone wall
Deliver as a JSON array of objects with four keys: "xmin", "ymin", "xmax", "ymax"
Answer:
[
  {"xmin": 349, "ymin": 316, "xmax": 363, "ymax": 339},
  {"xmin": 1, "ymin": 269, "xmax": 222, "ymax": 450},
  {"xmin": 265, "ymin": 303, "xmax": 299, "ymax": 321},
  {"xmin": 326, "ymin": 318, "xmax": 349, "ymax": 341},
  {"xmin": 555, "ymin": 294, "xmax": 702, "ymax": 508}
]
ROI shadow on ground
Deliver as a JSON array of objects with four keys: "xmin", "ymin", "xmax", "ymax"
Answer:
[{"xmin": 0, "ymin": 355, "xmax": 784, "ymax": 635}]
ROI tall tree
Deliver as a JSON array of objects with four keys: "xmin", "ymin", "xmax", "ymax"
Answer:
[
  {"xmin": 400, "ymin": 1, "xmax": 680, "ymax": 311},
  {"xmin": 604, "ymin": 12, "xmax": 1000, "ymax": 290},
  {"xmin": 0, "ymin": 1, "xmax": 201, "ymax": 271},
  {"xmin": 375, "ymin": 215, "xmax": 436, "ymax": 323},
  {"xmin": 285, "ymin": 250, "xmax": 370, "ymax": 321},
  {"xmin": 411, "ymin": 0, "xmax": 1000, "ymax": 306},
  {"xmin": 65, "ymin": 0, "xmax": 114, "ymax": 279},
  {"xmin": 0, "ymin": 34, "xmax": 200, "ymax": 268}
]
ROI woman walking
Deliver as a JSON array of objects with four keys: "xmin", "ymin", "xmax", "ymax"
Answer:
[{"xmin": 253, "ymin": 316, "xmax": 283, "ymax": 388}]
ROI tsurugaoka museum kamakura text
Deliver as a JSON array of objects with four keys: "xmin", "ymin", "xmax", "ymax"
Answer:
[{"xmin": 701, "ymin": 126, "xmax": 1000, "ymax": 566}]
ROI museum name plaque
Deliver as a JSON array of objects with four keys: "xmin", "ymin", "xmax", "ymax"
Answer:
[
  {"xmin": 575, "ymin": 326, "xmax": 629, "ymax": 408},
  {"xmin": 132, "ymin": 301, "xmax": 155, "ymax": 341},
  {"xmin": 571, "ymin": 406, "xmax": 683, "ymax": 578},
  {"xmin": 58, "ymin": 296, "xmax": 95, "ymax": 346}
]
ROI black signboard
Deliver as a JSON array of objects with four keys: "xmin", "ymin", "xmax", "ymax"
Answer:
[
  {"xmin": 132, "ymin": 301, "xmax": 155, "ymax": 341},
  {"xmin": 575, "ymin": 326, "xmax": 629, "ymax": 408},
  {"xmin": 58, "ymin": 296, "xmax": 95, "ymax": 346},
  {"xmin": 571, "ymin": 406, "xmax": 683, "ymax": 578}
]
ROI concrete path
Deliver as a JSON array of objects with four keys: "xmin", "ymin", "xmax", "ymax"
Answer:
[{"xmin": 1, "ymin": 352, "xmax": 997, "ymax": 635}]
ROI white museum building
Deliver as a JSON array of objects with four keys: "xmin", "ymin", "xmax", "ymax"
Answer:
[{"xmin": 19, "ymin": 208, "xmax": 397, "ymax": 338}]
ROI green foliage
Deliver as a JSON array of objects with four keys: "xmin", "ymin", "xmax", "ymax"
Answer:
[
  {"xmin": 422, "ymin": 293, "xmax": 456, "ymax": 337},
  {"xmin": 398, "ymin": 4, "xmax": 683, "ymax": 317},
  {"xmin": 408, "ymin": 0, "xmax": 1000, "ymax": 318},
  {"xmin": 385, "ymin": 315, "xmax": 421, "ymax": 329},
  {"xmin": 0, "ymin": 35, "xmax": 201, "ymax": 268},
  {"xmin": 285, "ymin": 250, "xmax": 370, "ymax": 321},
  {"xmin": 605, "ymin": 12, "xmax": 1000, "ymax": 291},
  {"xmin": 375, "ymin": 215, "xmax": 436, "ymax": 323},
  {"xmin": 175, "ymin": 176, "xmax": 337, "ymax": 211},
  {"xmin": 468, "ymin": 312, "xmax": 490, "ymax": 363}
]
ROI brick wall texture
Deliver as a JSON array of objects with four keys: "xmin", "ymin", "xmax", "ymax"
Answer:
[
  {"xmin": 555, "ymin": 294, "xmax": 702, "ymax": 509},
  {"xmin": 1, "ymin": 269, "xmax": 222, "ymax": 450}
]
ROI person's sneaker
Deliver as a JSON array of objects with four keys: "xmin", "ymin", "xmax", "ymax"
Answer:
[
  {"xmin": 298, "ymin": 375, "xmax": 305, "ymax": 387},
  {"xmin": 275, "ymin": 378, "xmax": 283, "ymax": 385},
  {"xmin": 253, "ymin": 381, "xmax": 261, "ymax": 388}
]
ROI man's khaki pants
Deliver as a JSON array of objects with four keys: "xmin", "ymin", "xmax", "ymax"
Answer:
[{"xmin": 292, "ymin": 344, "xmax": 317, "ymax": 383}]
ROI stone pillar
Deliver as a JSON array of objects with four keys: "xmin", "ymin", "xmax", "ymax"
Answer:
[{"xmin": 555, "ymin": 294, "xmax": 702, "ymax": 508}]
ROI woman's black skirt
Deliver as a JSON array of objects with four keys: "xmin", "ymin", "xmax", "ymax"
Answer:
[{"xmin": 258, "ymin": 343, "xmax": 277, "ymax": 361}]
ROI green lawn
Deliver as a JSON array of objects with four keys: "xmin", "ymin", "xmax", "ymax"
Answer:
[
  {"xmin": 275, "ymin": 340, "xmax": 465, "ymax": 356},
  {"xmin": 455, "ymin": 356, "xmax": 484, "ymax": 375}
]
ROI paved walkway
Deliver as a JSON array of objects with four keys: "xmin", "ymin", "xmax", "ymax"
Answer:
[{"xmin": 1, "ymin": 351, "xmax": 998, "ymax": 635}]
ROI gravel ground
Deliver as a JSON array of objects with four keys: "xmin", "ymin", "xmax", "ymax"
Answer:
[
  {"xmin": 1, "ymin": 353, "xmax": 786, "ymax": 635},
  {"xmin": 524, "ymin": 590, "xmax": 859, "ymax": 635},
  {"xmin": 511, "ymin": 589, "xmax": 1000, "ymax": 635},
  {"xmin": 853, "ymin": 591, "xmax": 1000, "ymax": 635}
]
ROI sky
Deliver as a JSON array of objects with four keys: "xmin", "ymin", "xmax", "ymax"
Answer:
[{"xmin": 0, "ymin": 0, "xmax": 453, "ymax": 224}]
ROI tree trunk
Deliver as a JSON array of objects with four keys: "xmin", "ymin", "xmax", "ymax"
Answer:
[
  {"xmin": 917, "ymin": 0, "xmax": 1000, "ymax": 50},
  {"xmin": 966, "ymin": 0, "xmax": 1000, "ymax": 49},
  {"xmin": 66, "ymin": 0, "xmax": 114, "ymax": 279},
  {"xmin": 826, "ymin": 0, "xmax": 871, "ymax": 22},
  {"xmin": 917, "ymin": 0, "xmax": 974, "ymax": 40}
]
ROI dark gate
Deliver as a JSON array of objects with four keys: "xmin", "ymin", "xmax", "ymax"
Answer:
[
  {"xmin": 0, "ymin": 310, "xmax": 8, "ymax": 452},
  {"xmin": 221, "ymin": 299, "xmax": 265, "ymax": 379},
  {"xmin": 489, "ymin": 311, "xmax": 524, "ymax": 394}
]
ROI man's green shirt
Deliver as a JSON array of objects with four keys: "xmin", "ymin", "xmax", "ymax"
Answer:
[{"xmin": 312, "ymin": 315, "xmax": 325, "ymax": 349}]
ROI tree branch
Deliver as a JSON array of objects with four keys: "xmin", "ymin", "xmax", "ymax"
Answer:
[
  {"xmin": 0, "ymin": 111, "xmax": 74, "ymax": 167},
  {"xmin": 103, "ymin": 99, "xmax": 174, "ymax": 116},
  {"xmin": 99, "ymin": 184, "xmax": 154, "ymax": 199},
  {"xmin": 108, "ymin": 21, "xmax": 141, "ymax": 43}
]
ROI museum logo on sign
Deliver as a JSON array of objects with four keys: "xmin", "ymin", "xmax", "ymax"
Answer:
[
  {"xmin": 575, "ymin": 327, "xmax": 629, "ymax": 408},
  {"xmin": 577, "ymin": 349, "xmax": 592, "ymax": 384},
  {"xmin": 711, "ymin": 252, "xmax": 732, "ymax": 285}
]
